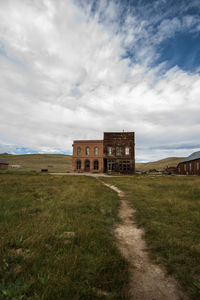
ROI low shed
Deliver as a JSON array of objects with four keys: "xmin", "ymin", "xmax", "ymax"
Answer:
[
  {"xmin": 0, "ymin": 159, "xmax": 9, "ymax": 170},
  {"xmin": 177, "ymin": 151, "xmax": 200, "ymax": 175}
]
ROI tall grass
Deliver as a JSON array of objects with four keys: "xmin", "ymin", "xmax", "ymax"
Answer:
[
  {"xmin": 0, "ymin": 174, "xmax": 128, "ymax": 299},
  {"xmin": 103, "ymin": 175, "xmax": 200, "ymax": 299}
]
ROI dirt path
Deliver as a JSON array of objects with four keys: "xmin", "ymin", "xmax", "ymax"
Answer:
[{"xmin": 99, "ymin": 180, "xmax": 188, "ymax": 300}]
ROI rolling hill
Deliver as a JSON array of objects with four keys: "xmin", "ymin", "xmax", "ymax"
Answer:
[
  {"xmin": 0, "ymin": 153, "xmax": 72, "ymax": 172},
  {"xmin": 135, "ymin": 157, "xmax": 184, "ymax": 172}
]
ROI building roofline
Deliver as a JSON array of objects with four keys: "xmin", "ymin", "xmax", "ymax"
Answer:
[
  {"xmin": 178, "ymin": 151, "xmax": 200, "ymax": 165},
  {"xmin": 104, "ymin": 131, "xmax": 135, "ymax": 134},
  {"xmin": 178, "ymin": 158, "xmax": 200, "ymax": 166},
  {"xmin": 73, "ymin": 140, "xmax": 103, "ymax": 143}
]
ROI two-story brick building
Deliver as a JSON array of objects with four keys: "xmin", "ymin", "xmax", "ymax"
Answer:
[{"xmin": 72, "ymin": 132, "xmax": 135, "ymax": 174}]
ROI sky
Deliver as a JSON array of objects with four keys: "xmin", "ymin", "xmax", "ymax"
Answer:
[{"xmin": 0, "ymin": 0, "xmax": 200, "ymax": 162}]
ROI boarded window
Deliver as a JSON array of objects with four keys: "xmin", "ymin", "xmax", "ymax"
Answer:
[
  {"xmin": 86, "ymin": 147, "xmax": 90, "ymax": 155},
  {"xmin": 76, "ymin": 160, "xmax": 81, "ymax": 170},
  {"xmin": 77, "ymin": 146, "xmax": 81, "ymax": 156},
  {"xmin": 94, "ymin": 147, "xmax": 98, "ymax": 156},
  {"xmin": 116, "ymin": 147, "xmax": 121, "ymax": 155},
  {"xmin": 94, "ymin": 160, "xmax": 99, "ymax": 170},
  {"xmin": 108, "ymin": 147, "xmax": 112, "ymax": 155},
  {"xmin": 125, "ymin": 147, "xmax": 130, "ymax": 155}
]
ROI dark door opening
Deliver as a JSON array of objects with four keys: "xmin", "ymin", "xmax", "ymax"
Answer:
[
  {"xmin": 104, "ymin": 158, "xmax": 107, "ymax": 173},
  {"xmin": 85, "ymin": 160, "xmax": 90, "ymax": 172}
]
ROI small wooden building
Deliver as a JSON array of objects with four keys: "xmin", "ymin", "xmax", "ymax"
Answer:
[
  {"xmin": 177, "ymin": 151, "xmax": 200, "ymax": 175},
  {"xmin": 0, "ymin": 159, "xmax": 9, "ymax": 170},
  {"xmin": 164, "ymin": 166, "xmax": 177, "ymax": 175}
]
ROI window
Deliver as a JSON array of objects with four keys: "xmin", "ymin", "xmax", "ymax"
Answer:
[
  {"xmin": 184, "ymin": 164, "xmax": 186, "ymax": 171},
  {"xmin": 119, "ymin": 160, "xmax": 130, "ymax": 171},
  {"xmin": 94, "ymin": 146, "xmax": 98, "ymax": 156},
  {"xmin": 108, "ymin": 159, "xmax": 115, "ymax": 170},
  {"xmin": 125, "ymin": 147, "xmax": 130, "ymax": 155},
  {"xmin": 93, "ymin": 160, "xmax": 99, "ymax": 170},
  {"xmin": 77, "ymin": 146, "xmax": 81, "ymax": 156},
  {"xmin": 76, "ymin": 160, "xmax": 81, "ymax": 170},
  {"xmin": 116, "ymin": 147, "xmax": 121, "ymax": 155},
  {"xmin": 86, "ymin": 146, "xmax": 90, "ymax": 155},
  {"xmin": 108, "ymin": 147, "xmax": 112, "ymax": 155},
  {"xmin": 190, "ymin": 163, "xmax": 192, "ymax": 172},
  {"xmin": 197, "ymin": 162, "xmax": 199, "ymax": 171}
]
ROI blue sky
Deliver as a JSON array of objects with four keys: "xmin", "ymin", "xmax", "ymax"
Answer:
[{"xmin": 0, "ymin": 0, "xmax": 200, "ymax": 161}]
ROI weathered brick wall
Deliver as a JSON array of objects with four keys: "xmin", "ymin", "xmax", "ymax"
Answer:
[
  {"xmin": 178, "ymin": 158, "xmax": 200, "ymax": 175},
  {"xmin": 103, "ymin": 132, "xmax": 135, "ymax": 174},
  {"xmin": 72, "ymin": 140, "xmax": 104, "ymax": 173}
]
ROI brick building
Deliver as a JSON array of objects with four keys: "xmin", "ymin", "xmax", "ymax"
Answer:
[
  {"xmin": 72, "ymin": 132, "xmax": 135, "ymax": 174},
  {"xmin": 177, "ymin": 151, "xmax": 200, "ymax": 175}
]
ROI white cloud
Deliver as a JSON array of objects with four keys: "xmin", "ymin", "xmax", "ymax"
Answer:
[{"xmin": 0, "ymin": 0, "xmax": 200, "ymax": 161}]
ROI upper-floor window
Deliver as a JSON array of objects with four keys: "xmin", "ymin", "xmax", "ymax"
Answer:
[
  {"xmin": 116, "ymin": 147, "xmax": 121, "ymax": 155},
  {"xmin": 94, "ymin": 146, "xmax": 98, "ymax": 156},
  {"xmin": 86, "ymin": 146, "xmax": 90, "ymax": 155},
  {"xmin": 77, "ymin": 146, "xmax": 81, "ymax": 156},
  {"xmin": 125, "ymin": 147, "xmax": 130, "ymax": 155},
  {"xmin": 108, "ymin": 147, "xmax": 112, "ymax": 155}
]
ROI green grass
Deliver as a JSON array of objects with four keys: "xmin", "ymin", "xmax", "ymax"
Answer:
[
  {"xmin": 102, "ymin": 175, "xmax": 200, "ymax": 299},
  {"xmin": 0, "ymin": 154, "xmax": 72, "ymax": 172},
  {"xmin": 0, "ymin": 174, "xmax": 128, "ymax": 299}
]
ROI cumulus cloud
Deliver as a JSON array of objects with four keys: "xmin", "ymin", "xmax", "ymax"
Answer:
[{"xmin": 0, "ymin": 0, "xmax": 200, "ymax": 161}]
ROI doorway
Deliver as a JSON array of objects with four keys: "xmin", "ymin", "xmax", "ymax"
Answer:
[
  {"xmin": 104, "ymin": 158, "xmax": 107, "ymax": 173},
  {"xmin": 85, "ymin": 160, "xmax": 90, "ymax": 172}
]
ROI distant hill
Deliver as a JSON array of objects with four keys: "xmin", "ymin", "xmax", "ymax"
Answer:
[
  {"xmin": 135, "ymin": 157, "xmax": 185, "ymax": 172},
  {"xmin": 0, "ymin": 153, "xmax": 72, "ymax": 172},
  {"xmin": 0, "ymin": 153, "xmax": 185, "ymax": 173}
]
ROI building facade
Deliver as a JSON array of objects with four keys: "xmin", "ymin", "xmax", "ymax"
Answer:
[
  {"xmin": 177, "ymin": 151, "xmax": 200, "ymax": 175},
  {"xmin": 72, "ymin": 132, "xmax": 135, "ymax": 174}
]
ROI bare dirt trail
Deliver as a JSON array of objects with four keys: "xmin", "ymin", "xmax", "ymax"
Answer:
[{"xmin": 99, "ymin": 179, "xmax": 188, "ymax": 300}]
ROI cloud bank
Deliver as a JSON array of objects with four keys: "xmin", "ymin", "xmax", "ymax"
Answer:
[{"xmin": 0, "ymin": 0, "xmax": 200, "ymax": 161}]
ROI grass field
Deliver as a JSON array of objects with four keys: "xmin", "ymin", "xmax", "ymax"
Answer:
[
  {"xmin": 0, "ymin": 154, "xmax": 72, "ymax": 172},
  {"xmin": 102, "ymin": 175, "xmax": 200, "ymax": 299},
  {"xmin": 0, "ymin": 174, "xmax": 128, "ymax": 299}
]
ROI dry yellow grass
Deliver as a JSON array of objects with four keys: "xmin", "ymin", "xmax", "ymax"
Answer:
[
  {"xmin": 135, "ymin": 157, "xmax": 184, "ymax": 172},
  {"xmin": 0, "ymin": 154, "xmax": 72, "ymax": 172}
]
